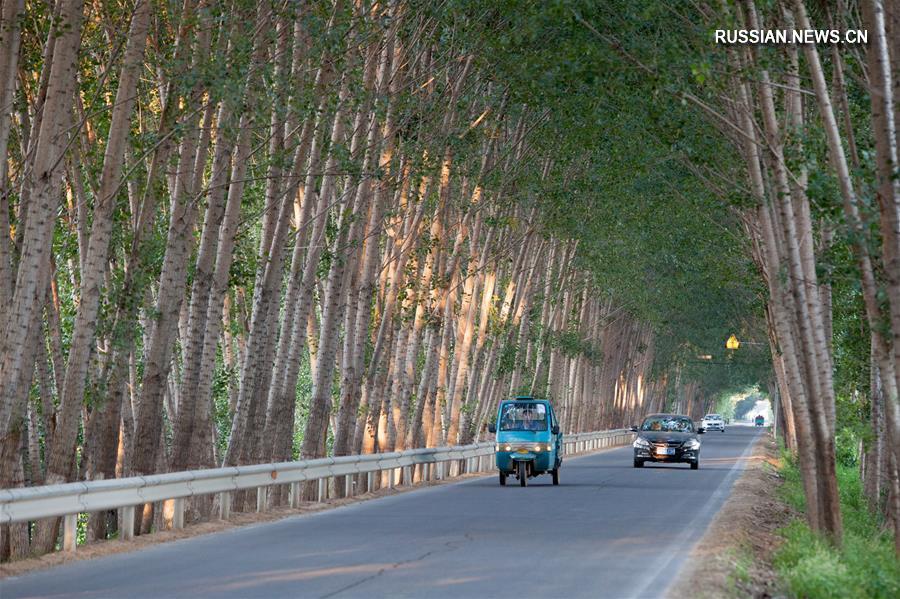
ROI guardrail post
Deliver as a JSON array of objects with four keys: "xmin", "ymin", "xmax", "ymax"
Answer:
[
  {"xmin": 317, "ymin": 478, "xmax": 326, "ymax": 502},
  {"xmin": 163, "ymin": 498, "xmax": 185, "ymax": 530},
  {"xmin": 290, "ymin": 482, "xmax": 301, "ymax": 508},
  {"xmin": 257, "ymin": 487, "xmax": 268, "ymax": 512},
  {"xmin": 121, "ymin": 506, "xmax": 135, "ymax": 540},
  {"xmin": 366, "ymin": 471, "xmax": 374, "ymax": 492},
  {"xmin": 63, "ymin": 513, "xmax": 77, "ymax": 552},
  {"xmin": 173, "ymin": 498, "xmax": 185, "ymax": 529},
  {"xmin": 402, "ymin": 466, "xmax": 411, "ymax": 486},
  {"xmin": 218, "ymin": 492, "xmax": 231, "ymax": 520},
  {"xmin": 437, "ymin": 462, "xmax": 444, "ymax": 480},
  {"xmin": 344, "ymin": 475, "xmax": 352, "ymax": 497}
]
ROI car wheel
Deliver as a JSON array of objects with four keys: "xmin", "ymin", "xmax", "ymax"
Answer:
[
  {"xmin": 633, "ymin": 458, "xmax": 644, "ymax": 468},
  {"xmin": 518, "ymin": 461, "xmax": 528, "ymax": 487},
  {"xmin": 499, "ymin": 472, "xmax": 506, "ymax": 486},
  {"xmin": 691, "ymin": 460, "xmax": 699, "ymax": 470},
  {"xmin": 552, "ymin": 468, "xmax": 559, "ymax": 485}
]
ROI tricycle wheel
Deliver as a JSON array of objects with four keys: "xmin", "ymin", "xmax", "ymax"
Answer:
[
  {"xmin": 633, "ymin": 458, "xmax": 644, "ymax": 468},
  {"xmin": 691, "ymin": 460, "xmax": 699, "ymax": 470},
  {"xmin": 499, "ymin": 472, "xmax": 506, "ymax": 486},
  {"xmin": 551, "ymin": 468, "xmax": 559, "ymax": 485},
  {"xmin": 518, "ymin": 461, "xmax": 528, "ymax": 487}
]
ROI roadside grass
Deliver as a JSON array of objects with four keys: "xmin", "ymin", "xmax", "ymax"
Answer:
[
  {"xmin": 725, "ymin": 546, "xmax": 754, "ymax": 594},
  {"xmin": 773, "ymin": 457, "xmax": 900, "ymax": 598}
]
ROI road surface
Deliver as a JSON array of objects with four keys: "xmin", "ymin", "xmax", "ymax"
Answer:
[{"xmin": 3, "ymin": 427, "xmax": 762, "ymax": 598}]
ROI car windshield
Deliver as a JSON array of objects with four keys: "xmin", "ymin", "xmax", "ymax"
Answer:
[
  {"xmin": 641, "ymin": 416, "xmax": 694, "ymax": 433},
  {"xmin": 704, "ymin": 414, "xmax": 721, "ymax": 420},
  {"xmin": 499, "ymin": 402, "xmax": 548, "ymax": 432}
]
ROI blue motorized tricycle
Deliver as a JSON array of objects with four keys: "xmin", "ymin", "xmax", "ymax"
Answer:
[{"xmin": 487, "ymin": 396, "xmax": 562, "ymax": 486}]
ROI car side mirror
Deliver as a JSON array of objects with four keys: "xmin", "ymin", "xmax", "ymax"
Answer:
[
  {"xmin": 488, "ymin": 423, "xmax": 496, "ymax": 434},
  {"xmin": 551, "ymin": 425, "xmax": 560, "ymax": 435},
  {"xmin": 629, "ymin": 425, "xmax": 638, "ymax": 432}
]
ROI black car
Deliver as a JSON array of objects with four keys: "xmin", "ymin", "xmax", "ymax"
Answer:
[{"xmin": 630, "ymin": 413, "xmax": 704, "ymax": 470}]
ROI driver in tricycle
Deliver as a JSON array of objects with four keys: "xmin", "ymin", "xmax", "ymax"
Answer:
[{"xmin": 488, "ymin": 397, "xmax": 562, "ymax": 487}]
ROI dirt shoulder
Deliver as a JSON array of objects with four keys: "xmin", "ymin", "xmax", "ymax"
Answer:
[{"xmin": 668, "ymin": 432, "xmax": 797, "ymax": 599}]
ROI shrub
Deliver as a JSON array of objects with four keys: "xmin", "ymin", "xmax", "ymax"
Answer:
[{"xmin": 774, "ymin": 457, "xmax": 900, "ymax": 598}]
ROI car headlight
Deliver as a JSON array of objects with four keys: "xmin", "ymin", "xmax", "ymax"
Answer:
[
  {"xmin": 683, "ymin": 439, "xmax": 700, "ymax": 450},
  {"xmin": 633, "ymin": 437, "xmax": 650, "ymax": 449}
]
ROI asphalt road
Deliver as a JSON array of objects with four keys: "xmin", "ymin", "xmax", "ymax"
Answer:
[{"xmin": 2, "ymin": 426, "xmax": 762, "ymax": 599}]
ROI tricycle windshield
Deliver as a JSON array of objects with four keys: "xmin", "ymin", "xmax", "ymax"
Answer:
[{"xmin": 499, "ymin": 402, "xmax": 548, "ymax": 432}]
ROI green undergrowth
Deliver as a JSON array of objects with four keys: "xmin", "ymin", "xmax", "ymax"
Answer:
[{"xmin": 773, "ymin": 456, "xmax": 900, "ymax": 598}]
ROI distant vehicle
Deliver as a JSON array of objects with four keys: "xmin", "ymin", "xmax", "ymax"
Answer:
[
  {"xmin": 488, "ymin": 396, "xmax": 562, "ymax": 486},
  {"xmin": 701, "ymin": 413, "xmax": 726, "ymax": 432},
  {"xmin": 630, "ymin": 413, "xmax": 703, "ymax": 470},
  {"xmin": 755, "ymin": 415, "xmax": 765, "ymax": 427}
]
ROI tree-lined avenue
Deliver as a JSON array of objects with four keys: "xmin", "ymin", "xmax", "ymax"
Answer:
[{"xmin": 2, "ymin": 428, "xmax": 762, "ymax": 599}]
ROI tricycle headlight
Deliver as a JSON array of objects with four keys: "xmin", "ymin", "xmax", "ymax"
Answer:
[{"xmin": 633, "ymin": 437, "xmax": 650, "ymax": 449}]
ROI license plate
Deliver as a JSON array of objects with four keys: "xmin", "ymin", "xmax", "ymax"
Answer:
[{"xmin": 655, "ymin": 447, "xmax": 675, "ymax": 456}]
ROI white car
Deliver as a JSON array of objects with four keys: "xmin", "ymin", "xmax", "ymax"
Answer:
[{"xmin": 701, "ymin": 414, "xmax": 725, "ymax": 432}]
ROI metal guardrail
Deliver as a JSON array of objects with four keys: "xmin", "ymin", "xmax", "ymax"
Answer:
[{"xmin": 0, "ymin": 429, "xmax": 633, "ymax": 552}]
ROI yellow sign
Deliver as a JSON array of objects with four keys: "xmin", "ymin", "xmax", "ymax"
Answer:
[{"xmin": 726, "ymin": 334, "xmax": 740, "ymax": 350}]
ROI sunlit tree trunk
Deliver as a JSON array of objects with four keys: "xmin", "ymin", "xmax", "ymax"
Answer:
[{"xmin": 0, "ymin": 0, "xmax": 23, "ymax": 309}]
